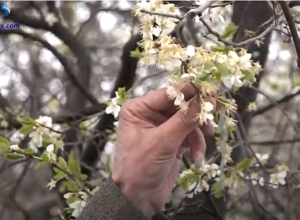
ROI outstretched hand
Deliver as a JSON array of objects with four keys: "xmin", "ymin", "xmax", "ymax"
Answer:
[{"xmin": 112, "ymin": 83, "xmax": 216, "ymax": 218}]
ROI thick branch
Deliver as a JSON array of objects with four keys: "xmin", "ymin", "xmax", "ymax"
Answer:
[
  {"xmin": 0, "ymin": 29, "xmax": 98, "ymax": 105},
  {"xmin": 5, "ymin": 8, "xmax": 95, "ymax": 103}
]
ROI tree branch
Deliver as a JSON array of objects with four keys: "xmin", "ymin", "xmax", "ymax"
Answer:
[
  {"xmin": 278, "ymin": 1, "xmax": 300, "ymax": 68},
  {"xmin": 0, "ymin": 28, "xmax": 98, "ymax": 105}
]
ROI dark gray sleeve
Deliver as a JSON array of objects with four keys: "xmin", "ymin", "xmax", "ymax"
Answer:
[{"xmin": 76, "ymin": 178, "xmax": 152, "ymax": 220}]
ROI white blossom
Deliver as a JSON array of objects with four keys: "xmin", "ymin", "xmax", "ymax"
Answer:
[
  {"xmin": 269, "ymin": 170, "xmax": 287, "ymax": 188},
  {"xmin": 166, "ymin": 86, "xmax": 185, "ymax": 106},
  {"xmin": 186, "ymin": 179, "xmax": 210, "ymax": 198},
  {"xmin": 181, "ymin": 73, "xmax": 197, "ymax": 80},
  {"xmin": 186, "ymin": 45, "xmax": 196, "ymax": 57},
  {"xmin": 245, "ymin": 173, "xmax": 264, "ymax": 186},
  {"xmin": 203, "ymin": 102, "xmax": 214, "ymax": 112},
  {"xmin": 198, "ymin": 102, "xmax": 214, "ymax": 125},
  {"xmin": 197, "ymin": 179, "xmax": 210, "ymax": 192},
  {"xmin": 28, "ymin": 131, "xmax": 43, "ymax": 152},
  {"xmin": 163, "ymin": 59, "xmax": 182, "ymax": 71},
  {"xmin": 10, "ymin": 144, "xmax": 20, "ymax": 151},
  {"xmin": 46, "ymin": 144, "xmax": 54, "ymax": 153},
  {"xmin": 113, "ymin": 121, "xmax": 119, "ymax": 127},
  {"xmin": 69, "ymin": 200, "xmax": 86, "ymax": 218},
  {"xmin": 106, "ymin": 97, "xmax": 121, "ymax": 118},
  {"xmin": 186, "ymin": 181, "xmax": 197, "ymax": 198},
  {"xmin": 10, "ymin": 131, "xmax": 25, "ymax": 143},
  {"xmin": 255, "ymin": 153, "xmax": 269, "ymax": 167},
  {"xmin": 64, "ymin": 193, "xmax": 74, "ymax": 199},
  {"xmin": 228, "ymin": 51, "xmax": 252, "ymax": 70},
  {"xmin": 36, "ymin": 116, "xmax": 53, "ymax": 128},
  {"xmin": 79, "ymin": 191, "xmax": 89, "ymax": 201},
  {"xmin": 225, "ymin": 117, "xmax": 236, "ymax": 127},
  {"xmin": 222, "ymin": 74, "xmax": 244, "ymax": 89},
  {"xmin": 201, "ymin": 163, "xmax": 220, "ymax": 179}
]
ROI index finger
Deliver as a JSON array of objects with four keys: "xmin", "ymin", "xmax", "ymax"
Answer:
[{"xmin": 140, "ymin": 83, "xmax": 199, "ymax": 113}]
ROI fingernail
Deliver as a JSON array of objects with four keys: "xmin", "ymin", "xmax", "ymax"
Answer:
[{"xmin": 194, "ymin": 157, "xmax": 203, "ymax": 169}]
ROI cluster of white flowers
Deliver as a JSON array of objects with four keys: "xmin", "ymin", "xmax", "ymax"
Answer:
[
  {"xmin": 132, "ymin": 1, "xmax": 261, "ymax": 128},
  {"xmin": 10, "ymin": 140, "xmax": 56, "ymax": 163},
  {"xmin": 64, "ymin": 192, "xmax": 88, "ymax": 218},
  {"xmin": 269, "ymin": 165, "xmax": 288, "ymax": 189},
  {"xmin": 28, "ymin": 116, "xmax": 61, "ymax": 153},
  {"xmin": 179, "ymin": 151, "xmax": 289, "ymax": 198},
  {"xmin": 239, "ymin": 156, "xmax": 288, "ymax": 189},
  {"xmin": 180, "ymin": 162, "xmax": 221, "ymax": 198},
  {"xmin": 136, "ymin": 0, "xmax": 181, "ymax": 40},
  {"xmin": 9, "ymin": 116, "xmax": 62, "ymax": 153},
  {"xmin": 241, "ymin": 172, "xmax": 264, "ymax": 186},
  {"xmin": 217, "ymin": 50, "xmax": 256, "ymax": 89}
]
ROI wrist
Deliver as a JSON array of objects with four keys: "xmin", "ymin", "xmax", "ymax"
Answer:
[{"xmin": 112, "ymin": 177, "xmax": 155, "ymax": 218}]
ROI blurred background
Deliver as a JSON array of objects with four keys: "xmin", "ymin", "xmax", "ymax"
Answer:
[{"xmin": 0, "ymin": 1, "xmax": 300, "ymax": 220}]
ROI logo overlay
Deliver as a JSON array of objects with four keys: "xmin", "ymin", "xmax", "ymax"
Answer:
[
  {"xmin": 0, "ymin": 0, "xmax": 10, "ymax": 18},
  {"xmin": 0, "ymin": 1, "xmax": 19, "ymax": 29}
]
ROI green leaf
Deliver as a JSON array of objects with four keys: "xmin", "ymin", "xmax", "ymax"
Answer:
[
  {"xmin": 80, "ymin": 174, "xmax": 88, "ymax": 181},
  {"xmin": 130, "ymin": 47, "xmax": 143, "ymax": 58},
  {"xmin": 68, "ymin": 152, "xmax": 81, "ymax": 177},
  {"xmin": 79, "ymin": 121, "xmax": 88, "ymax": 136},
  {"xmin": 41, "ymin": 153, "xmax": 50, "ymax": 162},
  {"xmin": 214, "ymin": 62, "xmax": 230, "ymax": 75},
  {"xmin": 66, "ymin": 196, "xmax": 78, "ymax": 205},
  {"xmin": 34, "ymin": 161, "xmax": 48, "ymax": 170},
  {"xmin": 177, "ymin": 176, "xmax": 189, "ymax": 191},
  {"xmin": 242, "ymin": 70, "xmax": 256, "ymax": 84},
  {"xmin": 24, "ymin": 113, "xmax": 36, "ymax": 123},
  {"xmin": 17, "ymin": 116, "xmax": 36, "ymax": 126},
  {"xmin": 57, "ymin": 157, "xmax": 68, "ymax": 170},
  {"xmin": 117, "ymin": 87, "xmax": 126, "ymax": 98},
  {"xmin": 203, "ymin": 62, "xmax": 215, "ymax": 73},
  {"xmin": 104, "ymin": 155, "xmax": 111, "ymax": 172},
  {"xmin": 294, "ymin": 76, "xmax": 300, "ymax": 86},
  {"xmin": 221, "ymin": 22, "xmax": 238, "ymax": 39},
  {"xmin": 63, "ymin": 179, "xmax": 80, "ymax": 192},
  {"xmin": 211, "ymin": 181, "xmax": 224, "ymax": 198},
  {"xmin": 235, "ymin": 158, "xmax": 253, "ymax": 171},
  {"xmin": 19, "ymin": 125, "xmax": 34, "ymax": 135},
  {"xmin": 0, "ymin": 136, "xmax": 10, "ymax": 153},
  {"xmin": 0, "ymin": 136, "xmax": 10, "ymax": 147},
  {"xmin": 53, "ymin": 170, "xmax": 67, "ymax": 180},
  {"xmin": 42, "ymin": 136, "xmax": 53, "ymax": 146},
  {"xmin": 5, "ymin": 152, "xmax": 24, "ymax": 160},
  {"xmin": 211, "ymin": 46, "xmax": 229, "ymax": 53},
  {"xmin": 23, "ymin": 148, "xmax": 34, "ymax": 155}
]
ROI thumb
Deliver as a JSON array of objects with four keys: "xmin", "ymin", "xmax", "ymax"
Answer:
[{"xmin": 157, "ymin": 96, "xmax": 201, "ymax": 144}]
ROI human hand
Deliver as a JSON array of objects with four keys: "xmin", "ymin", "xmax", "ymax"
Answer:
[{"xmin": 111, "ymin": 83, "xmax": 216, "ymax": 218}]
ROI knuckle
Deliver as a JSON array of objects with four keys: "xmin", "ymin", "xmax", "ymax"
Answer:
[
  {"xmin": 120, "ymin": 99, "xmax": 136, "ymax": 118},
  {"xmin": 179, "ymin": 112, "xmax": 192, "ymax": 129}
]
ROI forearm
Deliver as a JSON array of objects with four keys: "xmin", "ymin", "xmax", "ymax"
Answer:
[{"xmin": 76, "ymin": 178, "xmax": 151, "ymax": 220}]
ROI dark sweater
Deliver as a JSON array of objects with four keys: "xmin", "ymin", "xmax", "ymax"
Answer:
[{"xmin": 77, "ymin": 178, "xmax": 169, "ymax": 220}]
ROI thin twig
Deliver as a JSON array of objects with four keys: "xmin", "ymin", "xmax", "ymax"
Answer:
[{"xmin": 278, "ymin": 1, "xmax": 300, "ymax": 68}]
